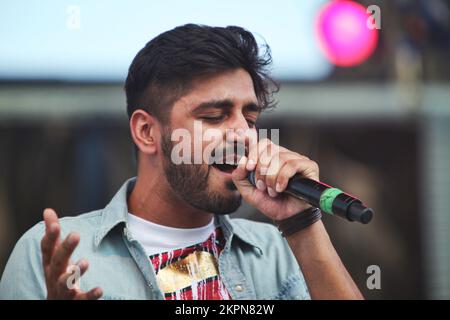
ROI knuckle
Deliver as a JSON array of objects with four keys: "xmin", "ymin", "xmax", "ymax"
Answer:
[
  {"xmin": 311, "ymin": 160, "xmax": 319, "ymax": 169},
  {"xmin": 52, "ymin": 257, "xmax": 63, "ymax": 270},
  {"xmin": 285, "ymin": 159, "xmax": 297, "ymax": 170},
  {"xmin": 286, "ymin": 162, "xmax": 300, "ymax": 177},
  {"xmin": 297, "ymin": 153, "xmax": 311, "ymax": 160},
  {"xmin": 62, "ymin": 237, "xmax": 76, "ymax": 252},
  {"xmin": 278, "ymin": 151, "xmax": 291, "ymax": 160}
]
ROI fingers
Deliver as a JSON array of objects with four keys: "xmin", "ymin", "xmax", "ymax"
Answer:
[
  {"xmin": 43, "ymin": 208, "xmax": 59, "ymax": 230},
  {"xmin": 243, "ymin": 138, "xmax": 319, "ymax": 197},
  {"xmin": 49, "ymin": 232, "xmax": 80, "ymax": 279},
  {"xmin": 232, "ymin": 156, "xmax": 249, "ymax": 181},
  {"xmin": 68, "ymin": 259, "xmax": 100, "ymax": 300},
  {"xmin": 246, "ymin": 138, "xmax": 270, "ymax": 172},
  {"xmin": 55, "ymin": 259, "xmax": 89, "ymax": 294},
  {"xmin": 264, "ymin": 153, "xmax": 299, "ymax": 195},
  {"xmin": 232, "ymin": 155, "xmax": 261, "ymax": 201},
  {"xmin": 253, "ymin": 141, "xmax": 280, "ymax": 190},
  {"xmin": 56, "ymin": 272, "xmax": 78, "ymax": 299},
  {"xmin": 41, "ymin": 209, "xmax": 101, "ymax": 300},
  {"xmin": 74, "ymin": 258, "xmax": 90, "ymax": 278},
  {"xmin": 269, "ymin": 158, "xmax": 320, "ymax": 196},
  {"xmin": 75, "ymin": 287, "xmax": 103, "ymax": 300},
  {"xmin": 41, "ymin": 209, "xmax": 61, "ymax": 267},
  {"xmin": 61, "ymin": 260, "xmax": 101, "ymax": 300},
  {"xmin": 41, "ymin": 223, "xmax": 60, "ymax": 266},
  {"xmin": 49, "ymin": 258, "xmax": 102, "ymax": 300},
  {"xmin": 274, "ymin": 160, "xmax": 301, "ymax": 193}
]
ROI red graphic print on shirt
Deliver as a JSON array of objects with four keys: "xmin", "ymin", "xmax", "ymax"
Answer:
[{"xmin": 149, "ymin": 227, "xmax": 231, "ymax": 300}]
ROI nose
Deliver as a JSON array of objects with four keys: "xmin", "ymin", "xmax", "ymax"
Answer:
[{"xmin": 224, "ymin": 112, "xmax": 255, "ymax": 151}]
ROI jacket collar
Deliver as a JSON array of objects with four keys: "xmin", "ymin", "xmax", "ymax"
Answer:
[{"xmin": 94, "ymin": 177, "xmax": 263, "ymax": 254}]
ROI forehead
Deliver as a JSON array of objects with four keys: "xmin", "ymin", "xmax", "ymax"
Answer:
[{"xmin": 175, "ymin": 68, "xmax": 258, "ymax": 112}]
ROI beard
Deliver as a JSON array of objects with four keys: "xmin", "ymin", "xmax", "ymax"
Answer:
[{"xmin": 160, "ymin": 127, "xmax": 242, "ymax": 215}]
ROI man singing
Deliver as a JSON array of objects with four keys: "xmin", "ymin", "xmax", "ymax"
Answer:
[{"xmin": 0, "ymin": 24, "xmax": 363, "ymax": 300}]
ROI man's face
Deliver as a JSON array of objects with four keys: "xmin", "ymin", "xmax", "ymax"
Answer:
[{"xmin": 160, "ymin": 68, "xmax": 260, "ymax": 214}]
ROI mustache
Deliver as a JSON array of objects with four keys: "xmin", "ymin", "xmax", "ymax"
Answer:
[{"xmin": 209, "ymin": 143, "xmax": 248, "ymax": 165}]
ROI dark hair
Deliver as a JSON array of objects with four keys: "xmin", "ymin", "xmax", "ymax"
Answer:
[{"xmin": 125, "ymin": 24, "xmax": 278, "ymax": 123}]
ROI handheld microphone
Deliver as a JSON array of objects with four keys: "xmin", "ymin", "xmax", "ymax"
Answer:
[{"xmin": 247, "ymin": 171, "xmax": 374, "ymax": 224}]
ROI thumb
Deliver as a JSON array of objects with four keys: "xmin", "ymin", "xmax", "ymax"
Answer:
[{"xmin": 231, "ymin": 156, "xmax": 254, "ymax": 195}]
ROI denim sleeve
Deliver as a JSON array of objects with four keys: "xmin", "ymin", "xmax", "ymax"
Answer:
[
  {"xmin": 0, "ymin": 222, "xmax": 47, "ymax": 300},
  {"xmin": 266, "ymin": 234, "xmax": 311, "ymax": 300}
]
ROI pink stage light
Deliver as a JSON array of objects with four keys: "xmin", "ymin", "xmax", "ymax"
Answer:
[{"xmin": 316, "ymin": 0, "xmax": 379, "ymax": 67}]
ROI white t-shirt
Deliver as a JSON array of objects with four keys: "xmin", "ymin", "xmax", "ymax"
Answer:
[{"xmin": 126, "ymin": 213, "xmax": 216, "ymax": 257}]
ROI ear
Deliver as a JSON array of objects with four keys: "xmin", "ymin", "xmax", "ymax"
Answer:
[{"xmin": 129, "ymin": 109, "xmax": 160, "ymax": 156}]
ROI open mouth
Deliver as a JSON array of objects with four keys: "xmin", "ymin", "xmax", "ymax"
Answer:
[
  {"xmin": 211, "ymin": 163, "xmax": 238, "ymax": 174},
  {"xmin": 209, "ymin": 148, "xmax": 244, "ymax": 175}
]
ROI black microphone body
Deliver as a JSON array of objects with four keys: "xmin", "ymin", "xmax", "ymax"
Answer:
[{"xmin": 247, "ymin": 171, "xmax": 373, "ymax": 224}]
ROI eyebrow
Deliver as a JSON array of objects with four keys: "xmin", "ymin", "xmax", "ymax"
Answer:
[{"xmin": 191, "ymin": 98, "xmax": 261, "ymax": 115}]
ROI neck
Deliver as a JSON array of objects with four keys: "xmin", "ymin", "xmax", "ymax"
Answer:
[{"xmin": 128, "ymin": 167, "xmax": 213, "ymax": 229}]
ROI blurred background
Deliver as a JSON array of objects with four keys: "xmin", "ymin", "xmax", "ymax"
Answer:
[{"xmin": 0, "ymin": 0, "xmax": 449, "ymax": 299}]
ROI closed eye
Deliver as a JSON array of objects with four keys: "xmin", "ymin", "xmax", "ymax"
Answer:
[{"xmin": 200, "ymin": 115, "xmax": 226, "ymax": 123}]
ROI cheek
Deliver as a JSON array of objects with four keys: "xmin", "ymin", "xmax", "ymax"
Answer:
[{"xmin": 200, "ymin": 132, "xmax": 224, "ymax": 162}]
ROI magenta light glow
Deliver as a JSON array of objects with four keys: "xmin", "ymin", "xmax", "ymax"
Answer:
[{"xmin": 316, "ymin": 0, "xmax": 379, "ymax": 67}]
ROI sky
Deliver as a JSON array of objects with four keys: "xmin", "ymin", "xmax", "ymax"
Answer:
[{"xmin": 0, "ymin": 0, "xmax": 332, "ymax": 81}]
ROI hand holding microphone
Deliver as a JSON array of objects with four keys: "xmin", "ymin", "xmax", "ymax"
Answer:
[
  {"xmin": 247, "ymin": 171, "xmax": 373, "ymax": 224},
  {"xmin": 231, "ymin": 139, "xmax": 367, "ymax": 300},
  {"xmin": 231, "ymin": 138, "xmax": 373, "ymax": 225}
]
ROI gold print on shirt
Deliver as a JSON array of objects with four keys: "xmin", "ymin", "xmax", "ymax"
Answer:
[{"xmin": 156, "ymin": 251, "xmax": 219, "ymax": 293}]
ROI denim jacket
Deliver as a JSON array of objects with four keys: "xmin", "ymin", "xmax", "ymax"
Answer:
[{"xmin": 0, "ymin": 178, "xmax": 310, "ymax": 300}]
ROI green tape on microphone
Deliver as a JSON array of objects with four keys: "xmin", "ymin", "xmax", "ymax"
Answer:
[{"xmin": 319, "ymin": 188, "xmax": 343, "ymax": 215}]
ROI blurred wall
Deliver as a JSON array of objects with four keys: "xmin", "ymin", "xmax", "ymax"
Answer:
[{"xmin": 1, "ymin": 81, "xmax": 449, "ymax": 299}]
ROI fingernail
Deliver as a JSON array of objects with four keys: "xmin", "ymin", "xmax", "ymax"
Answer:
[
  {"xmin": 267, "ymin": 187, "xmax": 278, "ymax": 197},
  {"xmin": 246, "ymin": 159, "xmax": 256, "ymax": 171},
  {"xmin": 256, "ymin": 180, "xmax": 266, "ymax": 191},
  {"xmin": 275, "ymin": 183, "xmax": 282, "ymax": 193}
]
